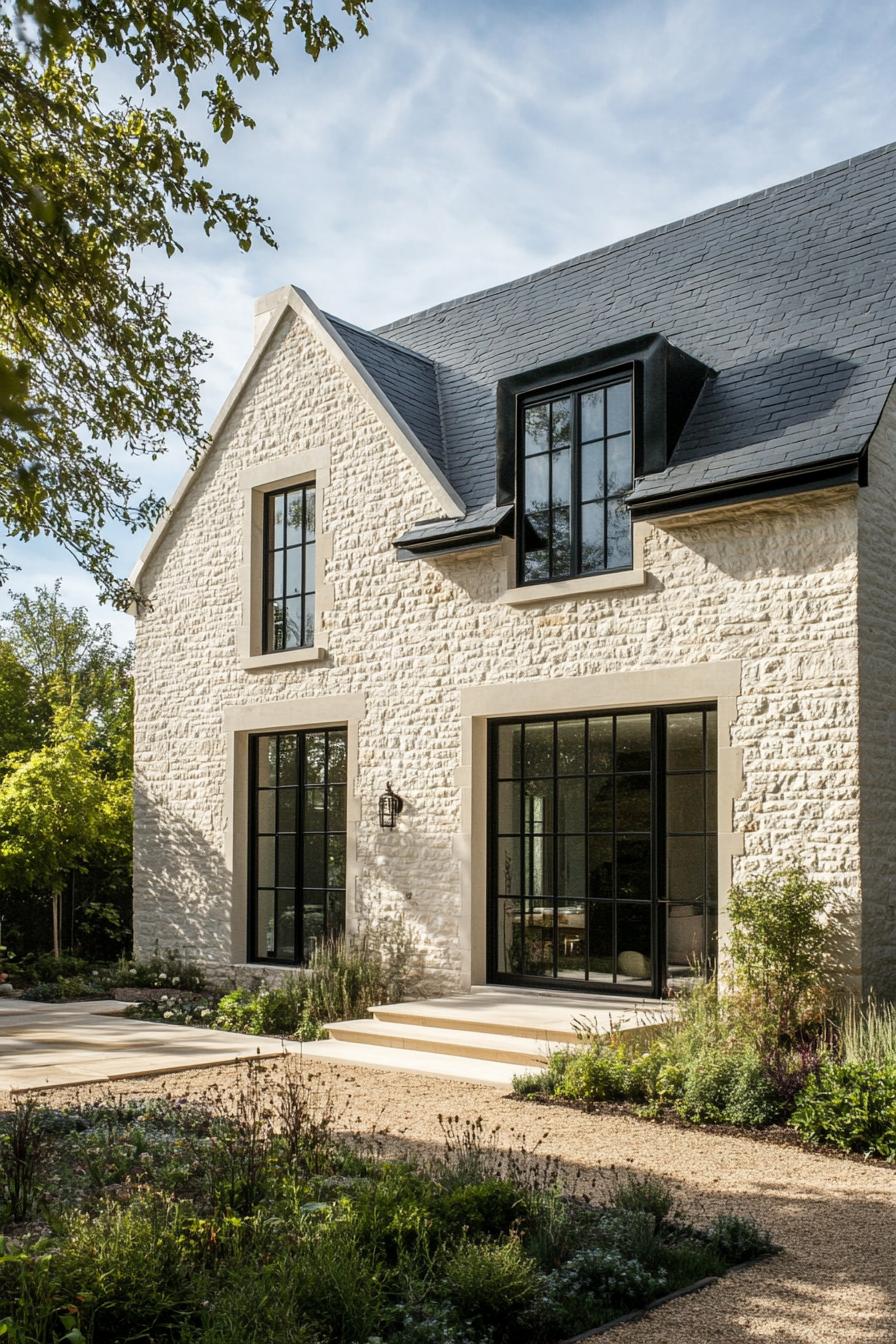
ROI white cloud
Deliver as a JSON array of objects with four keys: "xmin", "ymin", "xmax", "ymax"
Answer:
[{"xmin": 6, "ymin": 0, "xmax": 896, "ymax": 643}]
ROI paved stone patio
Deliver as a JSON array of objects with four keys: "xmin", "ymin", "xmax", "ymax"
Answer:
[{"xmin": 0, "ymin": 998, "xmax": 301, "ymax": 1092}]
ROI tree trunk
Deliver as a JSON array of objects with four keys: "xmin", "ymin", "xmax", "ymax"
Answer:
[{"xmin": 51, "ymin": 890, "xmax": 62, "ymax": 959}]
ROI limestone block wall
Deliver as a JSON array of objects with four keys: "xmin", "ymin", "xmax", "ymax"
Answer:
[{"xmin": 133, "ymin": 307, "xmax": 862, "ymax": 989}]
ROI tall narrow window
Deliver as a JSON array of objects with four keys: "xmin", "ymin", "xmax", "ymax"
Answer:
[
  {"xmin": 263, "ymin": 483, "xmax": 316, "ymax": 651},
  {"xmin": 520, "ymin": 376, "xmax": 633, "ymax": 583},
  {"xmin": 251, "ymin": 727, "xmax": 347, "ymax": 964}
]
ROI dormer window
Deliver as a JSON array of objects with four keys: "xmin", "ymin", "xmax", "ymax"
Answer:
[{"xmin": 520, "ymin": 376, "xmax": 633, "ymax": 583}]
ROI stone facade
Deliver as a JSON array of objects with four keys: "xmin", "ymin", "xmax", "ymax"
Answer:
[{"xmin": 133, "ymin": 302, "xmax": 879, "ymax": 994}]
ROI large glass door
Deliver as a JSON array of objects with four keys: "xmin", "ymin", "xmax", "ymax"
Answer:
[{"xmin": 487, "ymin": 707, "xmax": 717, "ymax": 996}]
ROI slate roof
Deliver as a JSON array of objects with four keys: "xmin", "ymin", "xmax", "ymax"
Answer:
[
  {"xmin": 325, "ymin": 315, "xmax": 446, "ymax": 475},
  {"xmin": 325, "ymin": 143, "xmax": 896, "ymax": 527}
]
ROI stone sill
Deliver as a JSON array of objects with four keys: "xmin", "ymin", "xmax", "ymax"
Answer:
[
  {"xmin": 498, "ymin": 569, "xmax": 647, "ymax": 606},
  {"xmin": 241, "ymin": 645, "xmax": 327, "ymax": 671}
]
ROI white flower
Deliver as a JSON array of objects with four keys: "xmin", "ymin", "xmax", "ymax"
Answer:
[
  {"xmin": 171, "ymin": 976, "xmax": 180, "ymax": 986},
  {"xmin": 129, "ymin": 967, "xmax": 137, "ymax": 976},
  {"xmin": 158, "ymin": 972, "xmax": 167, "ymax": 981},
  {"xmin": 159, "ymin": 994, "xmax": 168, "ymax": 1002},
  {"xmin": 163, "ymin": 1011, "xmax": 174, "ymax": 1020},
  {"xmin": 200, "ymin": 1008, "xmax": 211, "ymax": 1018}
]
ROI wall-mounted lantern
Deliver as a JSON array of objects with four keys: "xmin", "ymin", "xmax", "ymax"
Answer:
[{"xmin": 378, "ymin": 782, "xmax": 404, "ymax": 829}]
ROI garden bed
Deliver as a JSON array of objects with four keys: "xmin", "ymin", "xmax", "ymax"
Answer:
[{"xmin": 0, "ymin": 1065, "xmax": 775, "ymax": 1343}]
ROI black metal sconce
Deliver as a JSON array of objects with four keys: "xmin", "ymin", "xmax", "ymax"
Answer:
[{"xmin": 378, "ymin": 782, "xmax": 404, "ymax": 829}]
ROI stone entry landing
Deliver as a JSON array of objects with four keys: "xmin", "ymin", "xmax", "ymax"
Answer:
[{"xmin": 300, "ymin": 988, "xmax": 670, "ymax": 1086}]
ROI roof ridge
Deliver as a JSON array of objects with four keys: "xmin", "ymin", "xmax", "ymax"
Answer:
[
  {"xmin": 374, "ymin": 141, "xmax": 896, "ymax": 336},
  {"xmin": 324, "ymin": 311, "xmax": 437, "ymax": 366}
]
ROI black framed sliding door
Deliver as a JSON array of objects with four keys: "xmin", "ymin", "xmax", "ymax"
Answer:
[{"xmin": 487, "ymin": 706, "xmax": 717, "ymax": 996}]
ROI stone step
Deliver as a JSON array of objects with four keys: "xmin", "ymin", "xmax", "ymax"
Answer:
[
  {"xmin": 368, "ymin": 990, "xmax": 668, "ymax": 1045},
  {"xmin": 297, "ymin": 1037, "xmax": 541, "ymax": 1087},
  {"xmin": 327, "ymin": 1017, "xmax": 558, "ymax": 1066}
]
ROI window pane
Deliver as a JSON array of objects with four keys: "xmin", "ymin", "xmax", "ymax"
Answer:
[
  {"xmin": 606, "ymin": 434, "xmax": 633, "ymax": 494},
  {"xmin": 497, "ymin": 724, "xmax": 522, "ymax": 779},
  {"xmin": 525, "ymin": 404, "xmax": 550, "ymax": 455},
  {"xmin": 524, "ymin": 834, "xmax": 553, "ymax": 897},
  {"xmin": 256, "ymin": 789, "xmax": 276, "ymax": 834},
  {"xmin": 588, "ymin": 900, "xmax": 613, "ymax": 981},
  {"xmin": 552, "ymin": 449, "xmax": 570, "ymax": 507},
  {"xmin": 304, "ymin": 488, "xmax": 316, "ymax": 541},
  {"xmin": 328, "ymin": 732, "xmax": 347, "ymax": 783},
  {"xmin": 667, "ymin": 836, "xmax": 706, "ymax": 903},
  {"xmin": 304, "ymin": 543, "xmax": 316, "ymax": 595},
  {"xmin": 277, "ymin": 841, "xmax": 295, "ymax": 888},
  {"xmin": 304, "ymin": 787, "xmax": 326, "ymax": 832},
  {"xmin": 277, "ymin": 788, "xmax": 296, "ymax": 833},
  {"xmin": 667, "ymin": 775, "xmax": 704, "ymax": 834},
  {"xmin": 524, "ymin": 779, "xmax": 554, "ymax": 836},
  {"xmin": 327, "ymin": 891, "xmax": 345, "ymax": 939},
  {"xmin": 327, "ymin": 835, "xmax": 346, "ymax": 889},
  {"xmin": 588, "ymin": 776, "xmax": 613, "ymax": 833},
  {"xmin": 256, "ymin": 890, "xmax": 276, "ymax": 958},
  {"xmin": 525, "ymin": 454, "xmax": 550, "ymax": 514},
  {"xmin": 557, "ymin": 903, "xmax": 586, "ymax": 979},
  {"xmin": 302, "ymin": 904, "xmax": 324, "ymax": 961},
  {"xmin": 285, "ymin": 548, "xmax": 301, "ymax": 597},
  {"xmin": 607, "ymin": 381, "xmax": 632, "ymax": 435},
  {"xmin": 580, "ymin": 441, "xmax": 605, "ymax": 504},
  {"xmin": 272, "ymin": 601, "xmax": 286, "ymax": 651},
  {"xmin": 588, "ymin": 835, "xmax": 613, "ymax": 898},
  {"xmin": 304, "ymin": 732, "xmax": 327, "ymax": 785},
  {"xmin": 617, "ymin": 836, "xmax": 651, "ymax": 900},
  {"xmin": 257, "ymin": 836, "xmax": 275, "ymax": 888},
  {"xmin": 523, "ymin": 900, "xmax": 554, "ymax": 976},
  {"xmin": 667, "ymin": 905, "xmax": 705, "ymax": 982},
  {"xmin": 666, "ymin": 712, "xmax": 705, "ymax": 771},
  {"xmin": 606, "ymin": 498, "xmax": 633, "ymax": 569},
  {"xmin": 551, "ymin": 506, "xmax": 571, "ymax": 575},
  {"xmin": 524, "ymin": 547, "xmax": 549, "ymax": 582},
  {"xmin": 303, "ymin": 834, "xmax": 326, "ymax": 889},
  {"xmin": 327, "ymin": 784, "xmax": 346, "ymax": 831},
  {"xmin": 616, "ymin": 714, "xmax": 651, "ymax": 771},
  {"xmin": 524, "ymin": 723, "xmax": 554, "ymax": 778},
  {"xmin": 285, "ymin": 490, "xmax": 304, "ymax": 546},
  {"xmin": 270, "ymin": 550, "xmax": 285, "ymax": 599},
  {"xmin": 303, "ymin": 593, "xmax": 315, "ymax": 647},
  {"xmin": 705, "ymin": 774, "xmax": 717, "ymax": 833},
  {"xmin": 495, "ymin": 837, "xmax": 521, "ymax": 896},
  {"xmin": 276, "ymin": 893, "xmax": 295, "ymax": 960},
  {"xmin": 588, "ymin": 717, "xmax": 613, "ymax": 773},
  {"xmin": 496, "ymin": 898, "xmax": 522, "ymax": 974},
  {"xmin": 557, "ymin": 778, "xmax": 585, "ymax": 833},
  {"xmin": 616, "ymin": 774, "xmax": 651, "ymax": 832},
  {"xmin": 580, "ymin": 388, "xmax": 605, "ymax": 442},
  {"xmin": 257, "ymin": 737, "xmax": 277, "ymax": 787},
  {"xmin": 497, "ymin": 781, "xmax": 521, "ymax": 834},
  {"xmin": 558, "ymin": 836, "xmax": 586, "ymax": 897},
  {"xmin": 269, "ymin": 492, "xmax": 285, "ymax": 545},
  {"xmin": 284, "ymin": 596, "xmax": 301, "ymax": 649},
  {"xmin": 616, "ymin": 903, "xmax": 651, "ymax": 983},
  {"xmin": 557, "ymin": 719, "xmax": 585, "ymax": 775},
  {"xmin": 551, "ymin": 397, "xmax": 571, "ymax": 449},
  {"xmin": 278, "ymin": 734, "xmax": 298, "ymax": 785}
]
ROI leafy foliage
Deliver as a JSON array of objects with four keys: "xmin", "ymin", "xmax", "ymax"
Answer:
[
  {"xmin": 0, "ymin": 2, "xmax": 371, "ymax": 602},
  {"xmin": 790, "ymin": 1062, "xmax": 896, "ymax": 1160},
  {"xmin": 0, "ymin": 1074, "xmax": 774, "ymax": 1343}
]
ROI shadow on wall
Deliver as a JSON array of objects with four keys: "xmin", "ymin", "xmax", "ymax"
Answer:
[
  {"xmin": 133, "ymin": 781, "xmax": 232, "ymax": 968},
  {"xmin": 679, "ymin": 347, "xmax": 860, "ymax": 458}
]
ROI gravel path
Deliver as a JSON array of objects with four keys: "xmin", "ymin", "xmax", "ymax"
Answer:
[{"xmin": 7, "ymin": 1055, "xmax": 895, "ymax": 1343}]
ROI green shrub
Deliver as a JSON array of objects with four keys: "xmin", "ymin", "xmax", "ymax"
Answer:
[
  {"xmin": 609, "ymin": 1173, "xmax": 674, "ymax": 1228},
  {"xmin": 436, "ymin": 1177, "xmax": 527, "ymax": 1239},
  {"xmin": 113, "ymin": 948, "xmax": 207, "ymax": 993},
  {"xmin": 512, "ymin": 1069, "xmax": 550, "ymax": 1097},
  {"xmin": 440, "ymin": 1235, "xmax": 537, "ymax": 1336},
  {"xmin": 703, "ymin": 1213, "xmax": 775, "ymax": 1264},
  {"xmin": 791, "ymin": 1061, "xmax": 896, "ymax": 1159},
  {"xmin": 727, "ymin": 864, "xmax": 835, "ymax": 1037}
]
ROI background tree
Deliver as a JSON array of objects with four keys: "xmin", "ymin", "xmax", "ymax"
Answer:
[
  {"xmin": 0, "ymin": 585, "xmax": 133, "ymax": 955},
  {"xmin": 0, "ymin": 0, "xmax": 372, "ymax": 605},
  {"xmin": 0, "ymin": 701, "xmax": 126, "ymax": 956}
]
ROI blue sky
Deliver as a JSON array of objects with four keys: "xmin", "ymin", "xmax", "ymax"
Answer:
[{"xmin": 7, "ymin": 0, "xmax": 896, "ymax": 645}]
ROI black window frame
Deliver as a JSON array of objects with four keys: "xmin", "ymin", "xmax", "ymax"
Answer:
[
  {"xmin": 262, "ymin": 481, "xmax": 316, "ymax": 653},
  {"xmin": 248, "ymin": 726, "xmax": 347, "ymax": 966},
  {"xmin": 486, "ymin": 705, "xmax": 718, "ymax": 997},
  {"xmin": 516, "ymin": 370, "xmax": 635, "ymax": 586}
]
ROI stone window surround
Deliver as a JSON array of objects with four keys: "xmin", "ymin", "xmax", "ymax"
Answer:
[
  {"xmin": 453, "ymin": 660, "xmax": 744, "ymax": 989},
  {"xmin": 498, "ymin": 521, "xmax": 650, "ymax": 605},
  {"xmin": 224, "ymin": 694, "xmax": 364, "ymax": 966},
  {"xmin": 237, "ymin": 450, "xmax": 335, "ymax": 670}
]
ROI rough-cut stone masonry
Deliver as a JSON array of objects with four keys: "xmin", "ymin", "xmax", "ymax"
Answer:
[{"xmin": 133, "ymin": 309, "xmax": 868, "ymax": 991}]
